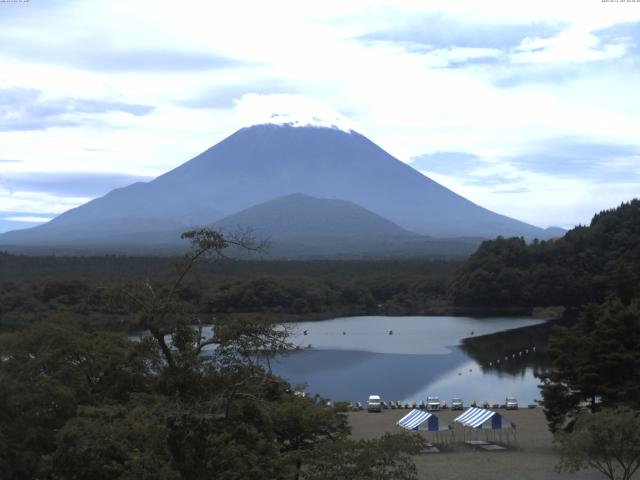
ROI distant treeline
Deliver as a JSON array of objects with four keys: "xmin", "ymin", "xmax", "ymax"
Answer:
[
  {"xmin": 451, "ymin": 200, "xmax": 640, "ymax": 309},
  {"xmin": 4, "ymin": 200, "xmax": 639, "ymax": 333},
  {"xmin": 0, "ymin": 255, "xmax": 458, "ymax": 331}
]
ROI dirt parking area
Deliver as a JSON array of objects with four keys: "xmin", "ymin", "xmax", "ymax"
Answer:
[{"xmin": 348, "ymin": 408, "xmax": 609, "ymax": 480}]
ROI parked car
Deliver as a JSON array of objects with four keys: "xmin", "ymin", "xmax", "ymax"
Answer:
[
  {"xmin": 451, "ymin": 397, "xmax": 464, "ymax": 410},
  {"xmin": 505, "ymin": 396, "xmax": 519, "ymax": 410},
  {"xmin": 426, "ymin": 396, "xmax": 441, "ymax": 411},
  {"xmin": 367, "ymin": 395, "xmax": 382, "ymax": 412}
]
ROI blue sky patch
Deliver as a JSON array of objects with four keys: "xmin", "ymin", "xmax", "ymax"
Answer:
[
  {"xmin": 0, "ymin": 172, "xmax": 153, "ymax": 198},
  {"xmin": 410, "ymin": 151, "xmax": 482, "ymax": 174},
  {"xmin": 0, "ymin": 87, "xmax": 154, "ymax": 131}
]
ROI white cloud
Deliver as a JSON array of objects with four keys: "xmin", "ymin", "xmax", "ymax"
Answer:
[
  {"xmin": 3, "ymin": 215, "xmax": 53, "ymax": 223},
  {"xmin": 0, "ymin": 191, "xmax": 91, "ymax": 215},
  {"xmin": 512, "ymin": 28, "xmax": 627, "ymax": 64},
  {"xmin": 233, "ymin": 93, "xmax": 354, "ymax": 131}
]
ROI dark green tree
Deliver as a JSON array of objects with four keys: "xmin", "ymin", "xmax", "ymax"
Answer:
[
  {"xmin": 269, "ymin": 394, "xmax": 350, "ymax": 480},
  {"xmin": 0, "ymin": 319, "xmax": 150, "ymax": 479},
  {"xmin": 538, "ymin": 298, "xmax": 640, "ymax": 431},
  {"xmin": 302, "ymin": 432, "xmax": 426, "ymax": 480},
  {"xmin": 50, "ymin": 397, "xmax": 179, "ymax": 480},
  {"xmin": 556, "ymin": 408, "xmax": 640, "ymax": 480}
]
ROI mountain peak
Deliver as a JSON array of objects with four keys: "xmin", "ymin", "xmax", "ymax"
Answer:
[
  {"xmin": 234, "ymin": 93, "xmax": 354, "ymax": 133},
  {"xmin": 242, "ymin": 122, "xmax": 354, "ymax": 134}
]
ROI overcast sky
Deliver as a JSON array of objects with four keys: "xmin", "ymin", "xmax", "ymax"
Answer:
[{"xmin": 1, "ymin": 0, "xmax": 639, "ymax": 233}]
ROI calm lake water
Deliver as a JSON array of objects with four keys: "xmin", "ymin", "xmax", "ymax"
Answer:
[{"xmin": 269, "ymin": 316, "xmax": 552, "ymax": 405}]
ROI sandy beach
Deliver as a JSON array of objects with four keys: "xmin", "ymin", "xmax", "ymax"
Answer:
[{"xmin": 348, "ymin": 408, "xmax": 608, "ymax": 480}]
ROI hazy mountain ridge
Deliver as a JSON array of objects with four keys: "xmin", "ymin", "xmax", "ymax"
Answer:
[
  {"xmin": 214, "ymin": 193, "xmax": 419, "ymax": 241},
  {"xmin": 0, "ymin": 124, "xmax": 560, "ymax": 255},
  {"xmin": 212, "ymin": 193, "xmax": 482, "ymax": 258}
]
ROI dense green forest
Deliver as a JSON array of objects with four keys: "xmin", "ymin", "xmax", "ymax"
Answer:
[
  {"xmin": 0, "ymin": 254, "xmax": 457, "ymax": 331},
  {"xmin": 451, "ymin": 200, "xmax": 640, "ymax": 309}
]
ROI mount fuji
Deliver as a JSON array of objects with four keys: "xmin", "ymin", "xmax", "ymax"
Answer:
[{"xmin": 0, "ymin": 124, "xmax": 560, "ymax": 255}]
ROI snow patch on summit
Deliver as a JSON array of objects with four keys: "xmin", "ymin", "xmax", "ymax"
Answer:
[{"xmin": 234, "ymin": 93, "xmax": 354, "ymax": 132}]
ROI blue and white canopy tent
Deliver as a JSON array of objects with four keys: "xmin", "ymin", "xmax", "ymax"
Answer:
[
  {"xmin": 453, "ymin": 407, "xmax": 516, "ymax": 444},
  {"xmin": 397, "ymin": 409, "xmax": 453, "ymax": 443}
]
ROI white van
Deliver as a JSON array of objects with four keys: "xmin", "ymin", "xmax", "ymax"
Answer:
[
  {"xmin": 367, "ymin": 395, "xmax": 382, "ymax": 412},
  {"xmin": 426, "ymin": 396, "xmax": 441, "ymax": 411}
]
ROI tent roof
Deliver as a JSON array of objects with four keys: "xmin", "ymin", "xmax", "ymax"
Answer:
[
  {"xmin": 397, "ymin": 409, "xmax": 434, "ymax": 430},
  {"xmin": 454, "ymin": 407, "xmax": 500, "ymax": 428}
]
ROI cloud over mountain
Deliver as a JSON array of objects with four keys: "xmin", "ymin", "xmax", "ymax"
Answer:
[{"xmin": 233, "ymin": 94, "xmax": 354, "ymax": 131}]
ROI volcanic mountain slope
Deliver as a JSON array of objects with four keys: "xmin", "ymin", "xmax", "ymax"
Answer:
[
  {"xmin": 0, "ymin": 124, "xmax": 557, "ymax": 249},
  {"xmin": 211, "ymin": 193, "xmax": 480, "ymax": 257},
  {"xmin": 215, "ymin": 193, "xmax": 417, "ymax": 241}
]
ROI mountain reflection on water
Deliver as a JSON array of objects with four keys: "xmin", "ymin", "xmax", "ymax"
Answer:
[{"xmin": 269, "ymin": 316, "xmax": 556, "ymax": 404}]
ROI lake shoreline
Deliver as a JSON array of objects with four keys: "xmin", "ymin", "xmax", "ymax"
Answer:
[
  {"xmin": 126, "ymin": 309, "xmax": 557, "ymax": 336},
  {"xmin": 270, "ymin": 315, "xmax": 550, "ymax": 403},
  {"xmin": 214, "ymin": 305, "xmax": 561, "ymax": 326}
]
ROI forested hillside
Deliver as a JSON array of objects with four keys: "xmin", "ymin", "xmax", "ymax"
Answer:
[
  {"xmin": 451, "ymin": 200, "xmax": 640, "ymax": 308},
  {"xmin": 449, "ymin": 200, "xmax": 640, "ymax": 433}
]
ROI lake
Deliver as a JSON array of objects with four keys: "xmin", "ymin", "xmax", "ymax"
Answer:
[{"xmin": 268, "ymin": 315, "xmax": 553, "ymax": 406}]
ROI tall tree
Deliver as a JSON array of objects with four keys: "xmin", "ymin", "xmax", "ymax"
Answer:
[
  {"xmin": 124, "ymin": 228, "xmax": 265, "ymax": 370},
  {"xmin": 302, "ymin": 432, "xmax": 425, "ymax": 480},
  {"xmin": 0, "ymin": 319, "xmax": 150, "ymax": 480},
  {"xmin": 556, "ymin": 408, "xmax": 640, "ymax": 480},
  {"xmin": 538, "ymin": 298, "xmax": 640, "ymax": 432},
  {"xmin": 269, "ymin": 394, "xmax": 350, "ymax": 480}
]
